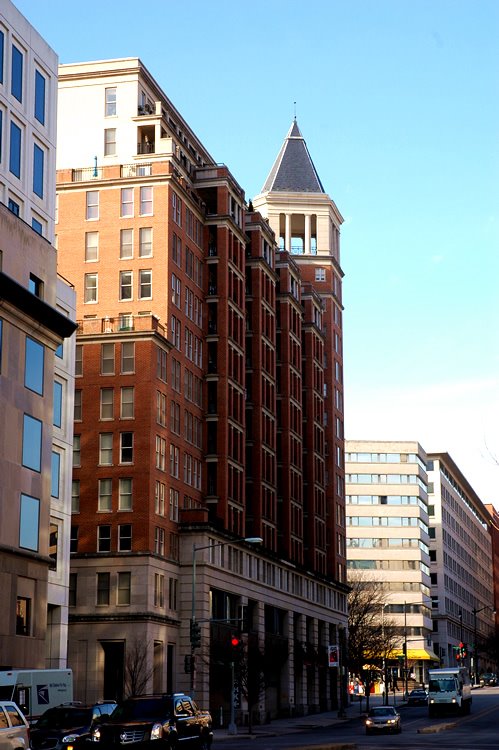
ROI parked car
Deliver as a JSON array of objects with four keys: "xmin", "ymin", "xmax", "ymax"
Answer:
[
  {"xmin": 30, "ymin": 702, "xmax": 117, "ymax": 750},
  {"xmin": 407, "ymin": 688, "xmax": 428, "ymax": 706},
  {"xmin": 93, "ymin": 694, "xmax": 212, "ymax": 749},
  {"xmin": 365, "ymin": 705, "xmax": 402, "ymax": 734},
  {"xmin": 480, "ymin": 673, "xmax": 497, "ymax": 687},
  {"xmin": 0, "ymin": 702, "xmax": 30, "ymax": 750}
]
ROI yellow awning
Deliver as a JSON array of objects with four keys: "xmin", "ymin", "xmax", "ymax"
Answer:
[{"xmin": 392, "ymin": 648, "xmax": 438, "ymax": 661}]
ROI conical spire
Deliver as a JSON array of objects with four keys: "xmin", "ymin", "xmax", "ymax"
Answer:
[{"xmin": 261, "ymin": 119, "xmax": 324, "ymax": 194}]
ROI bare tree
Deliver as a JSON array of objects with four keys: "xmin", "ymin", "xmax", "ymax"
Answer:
[
  {"xmin": 347, "ymin": 572, "xmax": 398, "ymax": 708},
  {"xmin": 234, "ymin": 635, "xmax": 267, "ymax": 734},
  {"xmin": 124, "ymin": 637, "xmax": 155, "ymax": 697}
]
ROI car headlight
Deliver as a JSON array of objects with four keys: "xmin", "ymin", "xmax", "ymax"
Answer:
[
  {"xmin": 387, "ymin": 719, "xmax": 396, "ymax": 724},
  {"xmin": 150, "ymin": 723, "xmax": 162, "ymax": 740},
  {"xmin": 92, "ymin": 728, "xmax": 101, "ymax": 742},
  {"xmin": 365, "ymin": 719, "xmax": 373, "ymax": 725},
  {"xmin": 63, "ymin": 735, "xmax": 80, "ymax": 743}
]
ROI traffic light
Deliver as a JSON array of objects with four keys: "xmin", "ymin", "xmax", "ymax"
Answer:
[
  {"xmin": 190, "ymin": 620, "xmax": 201, "ymax": 649},
  {"xmin": 184, "ymin": 654, "xmax": 194, "ymax": 673},
  {"xmin": 461, "ymin": 642, "xmax": 467, "ymax": 659},
  {"xmin": 231, "ymin": 635, "xmax": 241, "ymax": 648}
]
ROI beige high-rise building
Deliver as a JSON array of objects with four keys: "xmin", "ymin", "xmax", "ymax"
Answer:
[{"xmin": 345, "ymin": 440, "xmax": 436, "ymax": 685}]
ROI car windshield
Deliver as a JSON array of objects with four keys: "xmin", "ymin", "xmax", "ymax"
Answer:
[
  {"xmin": 113, "ymin": 699, "xmax": 171, "ymax": 721},
  {"xmin": 370, "ymin": 708, "xmax": 395, "ymax": 716},
  {"xmin": 36, "ymin": 708, "xmax": 92, "ymax": 729},
  {"xmin": 429, "ymin": 678, "xmax": 455, "ymax": 692}
]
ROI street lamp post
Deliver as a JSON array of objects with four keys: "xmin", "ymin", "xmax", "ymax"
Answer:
[
  {"xmin": 190, "ymin": 536, "xmax": 262, "ymax": 734},
  {"xmin": 472, "ymin": 605, "xmax": 496, "ymax": 687}
]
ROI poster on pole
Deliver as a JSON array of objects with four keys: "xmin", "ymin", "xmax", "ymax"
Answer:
[{"xmin": 328, "ymin": 644, "xmax": 339, "ymax": 667}]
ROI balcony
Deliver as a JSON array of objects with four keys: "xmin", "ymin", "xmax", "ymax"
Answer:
[
  {"xmin": 137, "ymin": 141, "xmax": 155, "ymax": 154},
  {"xmin": 77, "ymin": 314, "xmax": 166, "ymax": 337}
]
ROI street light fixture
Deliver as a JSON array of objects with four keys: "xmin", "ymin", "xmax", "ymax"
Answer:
[
  {"xmin": 190, "ymin": 535, "xmax": 263, "ymax": 734},
  {"xmin": 472, "ymin": 605, "xmax": 496, "ymax": 686}
]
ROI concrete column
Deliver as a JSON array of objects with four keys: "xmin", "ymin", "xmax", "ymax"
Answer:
[
  {"xmin": 285, "ymin": 213, "xmax": 291, "ymax": 253},
  {"xmin": 304, "ymin": 214, "xmax": 311, "ymax": 254},
  {"xmin": 282, "ymin": 610, "xmax": 294, "ymax": 716},
  {"xmin": 310, "ymin": 618, "xmax": 320, "ymax": 712},
  {"xmin": 294, "ymin": 614, "xmax": 307, "ymax": 714}
]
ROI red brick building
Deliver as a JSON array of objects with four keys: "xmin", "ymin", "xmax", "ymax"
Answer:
[{"xmin": 56, "ymin": 58, "xmax": 348, "ymax": 719}]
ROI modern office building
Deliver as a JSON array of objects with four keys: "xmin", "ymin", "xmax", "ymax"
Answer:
[
  {"xmin": 428, "ymin": 453, "xmax": 496, "ymax": 678},
  {"xmin": 0, "ymin": 0, "xmax": 76, "ymax": 669},
  {"xmin": 345, "ymin": 440, "xmax": 436, "ymax": 685},
  {"xmin": 55, "ymin": 58, "xmax": 348, "ymax": 718}
]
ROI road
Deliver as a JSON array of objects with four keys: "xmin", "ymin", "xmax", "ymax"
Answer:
[{"xmin": 216, "ymin": 688, "xmax": 499, "ymax": 750}]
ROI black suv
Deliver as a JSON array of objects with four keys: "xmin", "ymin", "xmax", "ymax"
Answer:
[{"xmin": 30, "ymin": 702, "xmax": 117, "ymax": 750}]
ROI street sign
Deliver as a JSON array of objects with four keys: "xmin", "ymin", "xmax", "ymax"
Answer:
[{"xmin": 328, "ymin": 644, "xmax": 339, "ymax": 667}]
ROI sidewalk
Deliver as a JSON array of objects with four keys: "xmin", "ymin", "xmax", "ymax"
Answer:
[{"xmin": 214, "ymin": 691, "xmax": 406, "ymax": 741}]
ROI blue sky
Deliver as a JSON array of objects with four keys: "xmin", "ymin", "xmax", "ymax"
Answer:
[{"xmin": 16, "ymin": 0, "xmax": 499, "ymax": 506}]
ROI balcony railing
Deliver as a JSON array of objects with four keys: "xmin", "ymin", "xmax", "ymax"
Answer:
[
  {"xmin": 72, "ymin": 166, "xmax": 103, "ymax": 181},
  {"xmin": 77, "ymin": 314, "xmax": 166, "ymax": 337},
  {"xmin": 121, "ymin": 163, "xmax": 152, "ymax": 178},
  {"xmin": 137, "ymin": 142, "xmax": 155, "ymax": 154}
]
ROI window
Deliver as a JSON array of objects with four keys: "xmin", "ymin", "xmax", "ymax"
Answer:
[
  {"xmin": 119, "ymin": 524, "xmax": 132, "ymax": 551},
  {"xmin": 73, "ymin": 435, "xmax": 81, "ymax": 467},
  {"xmin": 170, "ymin": 401, "xmax": 180, "ymax": 434},
  {"xmin": 9, "ymin": 121, "xmax": 21, "ymax": 178},
  {"xmin": 171, "ymin": 274, "xmax": 181, "ymax": 307},
  {"xmin": 74, "ymin": 389, "xmax": 82, "ymax": 420},
  {"xmin": 120, "ymin": 432, "xmax": 133, "ymax": 463},
  {"xmin": 85, "ymin": 232, "xmax": 99, "ymax": 262},
  {"xmin": 120, "ymin": 270, "xmax": 133, "ymax": 301},
  {"xmin": 172, "ymin": 192, "xmax": 182, "ymax": 225},
  {"xmin": 168, "ymin": 578, "xmax": 177, "ymax": 610},
  {"xmin": 86, "ymin": 191, "xmax": 99, "ymax": 220},
  {"xmin": 121, "ymin": 188, "xmax": 133, "ymax": 217},
  {"xmin": 100, "ymin": 388, "xmax": 113, "ymax": 419},
  {"xmin": 117, "ymin": 571, "xmax": 131, "ymax": 604},
  {"xmin": 154, "ymin": 527, "xmax": 165, "ymax": 556},
  {"xmin": 154, "ymin": 573, "xmax": 164, "ymax": 607},
  {"xmin": 170, "ymin": 445, "xmax": 179, "ymax": 478},
  {"xmin": 32, "ymin": 217, "xmax": 43, "ymax": 235},
  {"xmin": 120, "ymin": 387, "xmax": 134, "ymax": 418},
  {"xmin": 72, "ymin": 480, "xmax": 80, "ymax": 513},
  {"xmin": 16, "ymin": 597, "xmax": 31, "ymax": 636},
  {"xmin": 49, "ymin": 522, "xmax": 58, "ymax": 568},
  {"xmin": 155, "ymin": 481, "xmax": 165, "ymax": 516},
  {"xmin": 169, "ymin": 488, "xmax": 179, "ymax": 521},
  {"xmin": 105, "ymin": 87, "xmax": 116, "ymax": 116},
  {"xmin": 315, "ymin": 268, "xmax": 326, "ymax": 281},
  {"xmin": 101, "ymin": 343, "xmax": 115, "ymax": 374},
  {"xmin": 120, "ymin": 228, "xmax": 133, "ymax": 258},
  {"xmin": 19, "ymin": 493, "xmax": 39, "ymax": 550},
  {"xmin": 98, "ymin": 478, "xmax": 112, "ymax": 511},
  {"xmin": 139, "ymin": 227, "xmax": 152, "ymax": 257},
  {"xmin": 33, "ymin": 143, "xmax": 44, "ymax": 197},
  {"xmin": 157, "ymin": 391, "xmax": 166, "ymax": 425},
  {"xmin": 53, "ymin": 380, "xmax": 62, "ymax": 427},
  {"xmin": 121, "ymin": 342, "xmax": 135, "ymax": 373},
  {"xmin": 97, "ymin": 526, "xmax": 111, "ymax": 553},
  {"xmin": 51, "ymin": 451, "xmax": 60, "ymax": 498},
  {"xmin": 84, "ymin": 273, "xmax": 98, "ymax": 303},
  {"xmin": 104, "ymin": 128, "xmax": 116, "ymax": 156},
  {"xmin": 140, "ymin": 185, "xmax": 152, "ymax": 215},
  {"xmin": 69, "ymin": 573, "xmax": 77, "ymax": 606},
  {"xmin": 139, "ymin": 269, "xmax": 152, "ymax": 299},
  {"xmin": 75, "ymin": 345, "xmax": 83, "ymax": 376},
  {"xmin": 8, "ymin": 198, "xmax": 20, "ymax": 216},
  {"xmin": 70, "ymin": 525, "xmax": 79, "ymax": 553},
  {"xmin": 11, "ymin": 44, "xmax": 23, "ymax": 102},
  {"xmin": 97, "ymin": 572, "xmax": 110, "ymax": 603},
  {"xmin": 34, "ymin": 70, "xmax": 46, "ymax": 124},
  {"xmin": 172, "ymin": 233, "xmax": 181, "ymax": 266},
  {"xmin": 99, "ymin": 433, "xmax": 113, "ymax": 465},
  {"xmin": 24, "ymin": 337, "xmax": 44, "ymax": 394},
  {"xmin": 157, "ymin": 349, "xmax": 167, "ymax": 382},
  {"xmin": 155, "ymin": 436, "xmax": 166, "ymax": 471},
  {"xmin": 119, "ymin": 478, "xmax": 132, "ymax": 511},
  {"xmin": 28, "ymin": 273, "xmax": 43, "ymax": 298},
  {"xmin": 22, "ymin": 414, "xmax": 42, "ymax": 471},
  {"xmin": 0, "ymin": 30, "xmax": 4, "ymax": 84}
]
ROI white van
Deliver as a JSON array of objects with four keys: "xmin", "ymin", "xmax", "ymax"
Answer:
[
  {"xmin": 0, "ymin": 671, "xmax": 73, "ymax": 723},
  {"xmin": 428, "ymin": 667, "xmax": 471, "ymax": 717}
]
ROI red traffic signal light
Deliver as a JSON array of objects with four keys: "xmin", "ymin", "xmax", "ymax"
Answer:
[{"xmin": 231, "ymin": 636, "xmax": 241, "ymax": 648}]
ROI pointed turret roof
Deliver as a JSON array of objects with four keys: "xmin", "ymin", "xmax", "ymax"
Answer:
[{"xmin": 261, "ymin": 119, "xmax": 325, "ymax": 194}]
